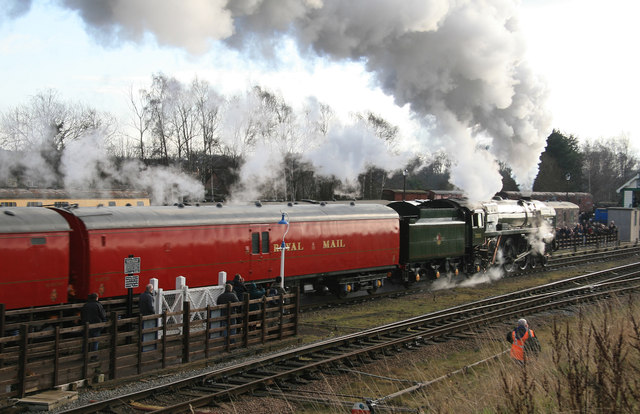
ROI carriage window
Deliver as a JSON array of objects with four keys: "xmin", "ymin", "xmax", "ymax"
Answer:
[
  {"xmin": 31, "ymin": 237, "xmax": 46, "ymax": 245},
  {"xmin": 108, "ymin": 201, "xmax": 116, "ymax": 206},
  {"xmin": 27, "ymin": 201, "xmax": 43, "ymax": 207},
  {"xmin": 252, "ymin": 232, "xmax": 260, "ymax": 254},
  {"xmin": 262, "ymin": 232, "xmax": 270, "ymax": 253},
  {"xmin": 54, "ymin": 202, "xmax": 69, "ymax": 207},
  {"xmin": 137, "ymin": 201, "xmax": 144, "ymax": 206},
  {"xmin": 1, "ymin": 202, "xmax": 17, "ymax": 207}
]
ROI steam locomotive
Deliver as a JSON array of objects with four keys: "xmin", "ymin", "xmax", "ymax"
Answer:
[{"xmin": 0, "ymin": 198, "xmax": 556, "ymax": 310}]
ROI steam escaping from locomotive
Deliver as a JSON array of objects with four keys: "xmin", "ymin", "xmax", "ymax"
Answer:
[
  {"xmin": 0, "ymin": 131, "xmax": 204, "ymax": 205},
  {"xmin": 14, "ymin": 0, "xmax": 551, "ymax": 202}
]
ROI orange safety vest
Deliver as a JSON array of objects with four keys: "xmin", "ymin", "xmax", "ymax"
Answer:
[{"xmin": 510, "ymin": 329, "xmax": 535, "ymax": 361}]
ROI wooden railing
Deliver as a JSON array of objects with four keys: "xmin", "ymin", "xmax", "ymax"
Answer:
[
  {"xmin": 0, "ymin": 290, "xmax": 298, "ymax": 401},
  {"xmin": 554, "ymin": 232, "xmax": 619, "ymax": 251}
]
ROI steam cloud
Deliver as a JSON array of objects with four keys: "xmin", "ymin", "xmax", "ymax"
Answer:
[
  {"xmin": 0, "ymin": 131, "xmax": 204, "ymax": 205},
  {"xmin": 5, "ymin": 0, "xmax": 551, "ymax": 202}
]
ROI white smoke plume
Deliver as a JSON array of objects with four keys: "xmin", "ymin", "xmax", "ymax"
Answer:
[
  {"xmin": 60, "ymin": 133, "xmax": 204, "ymax": 204},
  {"xmin": 527, "ymin": 219, "xmax": 555, "ymax": 256},
  {"xmin": 227, "ymin": 141, "xmax": 285, "ymax": 204},
  {"xmin": 306, "ymin": 120, "xmax": 411, "ymax": 184},
  {"xmin": 0, "ymin": 128, "xmax": 204, "ymax": 205},
  {"xmin": 13, "ymin": 0, "xmax": 550, "ymax": 200},
  {"xmin": 430, "ymin": 253, "xmax": 506, "ymax": 291},
  {"xmin": 117, "ymin": 159, "xmax": 205, "ymax": 205}
]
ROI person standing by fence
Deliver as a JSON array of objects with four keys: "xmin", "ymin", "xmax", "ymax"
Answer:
[
  {"xmin": 139, "ymin": 283, "xmax": 157, "ymax": 351},
  {"xmin": 216, "ymin": 283, "xmax": 239, "ymax": 341},
  {"xmin": 81, "ymin": 293, "xmax": 106, "ymax": 356},
  {"xmin": 139, "ymin": 284, "xmax": 155, "ymax": 316}
]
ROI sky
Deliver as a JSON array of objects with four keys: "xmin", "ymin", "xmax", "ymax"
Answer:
[{"xmin": 0, "ymin": 0, "xmax": 639, "ymax": 202}]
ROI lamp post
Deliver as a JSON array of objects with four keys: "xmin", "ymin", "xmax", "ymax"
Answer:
[
  {"xmin": 278, "ymin": 212, "xmax": 290, "ymax": 289},
  {"xmin": 565, "ymin": 173, "xmax": 571, "ymax": 201},
  {"xmin": 402, "ymin": 169, "xmax": 408, "ymax": 201}
]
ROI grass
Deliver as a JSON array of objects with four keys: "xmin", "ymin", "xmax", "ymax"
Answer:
[{"xmin": 289, "ymin": 294, "xmax": 640, "ymax": 413}]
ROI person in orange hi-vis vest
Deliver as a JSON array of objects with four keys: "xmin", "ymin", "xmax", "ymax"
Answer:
[{"xmin": 506, "ymin": 318, "xmax": 541, "ymax": 363}]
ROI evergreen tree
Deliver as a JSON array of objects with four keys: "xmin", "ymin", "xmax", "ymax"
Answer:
[{"xmin": 533, "ymin": 130, "xmax": 582, "ymax": 192}]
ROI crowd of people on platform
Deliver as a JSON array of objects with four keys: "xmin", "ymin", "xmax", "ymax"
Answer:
[{"xmin": 555, "ymin": 212, "xmax": 618, "ymax": 241}]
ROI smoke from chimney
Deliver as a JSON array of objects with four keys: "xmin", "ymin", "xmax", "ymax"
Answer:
[{"xmin": 4, "ymin": 0, "xmax": 551, "ymax": 201}]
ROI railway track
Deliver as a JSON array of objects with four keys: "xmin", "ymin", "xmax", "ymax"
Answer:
[
  {"xmin": 299, "ymin": 244, "xmax": 640, "ymax": 312},
  {"xmin": 59, "ymin": 259, "xmax": 640, "ymax": 413}
]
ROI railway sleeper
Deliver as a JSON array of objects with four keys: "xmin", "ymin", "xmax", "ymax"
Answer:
[
  {"xmin": 366, "ymin": 351, "xmax": 384, "ymax": 360},
  {"xmin": 180, "ymin": 390, "xmax": 211, "ymax": 397},
  {"xmin": 273, "ymin": 379, "xmax": 294, "ymax": 390},
  {"xmin": 224, "ymin": 377, "xmax": 257, "ymax": 386},
  {"xmin": 301, "ymin": 371, "xmax": 322, "ymax": 381},
  {"xmin": 287, "ymin": 375, "xmax": 311, "ymax": 385},
  {"xmin": 343, "ymin": 359, "xmax": 362, "ymax": 368},
  {"xmin": 281, "ymin": 360, "xmax": 311, "ymax": 368},
  {"xmin": 202, "ymin": 378, "xmax": 236, "ymax": 387},
  {"xmin": 240, "ymin": 372, "xmax": 274, "ymax": 380},
  {"xmin": 250, "ymin": 368, "xmax": 286, "ymax": 377},
  {"xmin": 322, "ymin": 349, "xmax": 350, "ymax": 356},
  {"xmin": 302, "ymin": 354, "xmax": 330, "ymax": 362}
]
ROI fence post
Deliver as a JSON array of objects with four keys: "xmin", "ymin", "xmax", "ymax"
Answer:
[
  {"xmin": 137, "ymin": 313, "xmax": 144, "ymax": 375},
  {"xmin": 0, "ymin": 303, "xmax": 5, "ymax": 354},
  {"xmin": 243, "ymin": 294, "xmax": 250, "ymax": 348},
  {"xmin": 109, "ymin": 312, "xmax": 118, "ymax": 380},
  {"xmin": 0, "ymin": 303, "xmax": 5, "ymax": 337},
  {"xmin": 182, "ymin": 301, "xmax": 190, "ymax": 363},
  {"xmin": 293, "ymin": 286, "xmax": 300, "ymax": 336},
  {"xmin": 53, "ymin": 326, "xmax": 60, "ymax": 387},
  {"xmin": 261, "ymin": 296, "xmax": 267, "ymax": 344},
  {"xmin": 161, "ymin": 312, "xmax": 168, "ymax": 369},
  {"xmin": 278, "ymin": 293, "xmax": 284, "ymax": 340},
  {"xmin": 17, "ymin": 324, "xmax": 29, "ymax": 398},
  {"xmin": 205, "ymin": 305, "xmax": 212, "ymax": 359},
  {"xmin": 225, "ymin": 302, "xmax": 232, "ymax": 352},
  {"xmin": 82, "ymin": 323, "xmax": 90, "ymax": 380}
]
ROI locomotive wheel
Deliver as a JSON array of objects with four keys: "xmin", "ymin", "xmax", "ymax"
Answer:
[
  {"xmin": 502, "ymin": 240, "xmax": 517, "ymax": 274},
  {"xmin": 541, "ymin": 255, "xmax": 549, "ymax": 267},
  {"xmin": 529, "ymin": 255, "xmax": 538, "ymax": 269},
  {"xmin": 518, "ymin": 256, "xmax": 529, "ymax": 271}
]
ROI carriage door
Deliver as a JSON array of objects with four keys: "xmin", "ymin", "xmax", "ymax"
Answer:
[{"xmin": 249, "ymin": 226, "xmax": 273, "ymax": 279}]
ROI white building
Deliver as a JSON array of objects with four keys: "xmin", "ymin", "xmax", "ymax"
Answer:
[{"xmin": 617, "ymin": 173, "xmax": 640, "ymax": 208}]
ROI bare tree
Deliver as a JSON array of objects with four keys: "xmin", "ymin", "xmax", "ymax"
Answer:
[
  {"xmin": 0, "ymin": 89, "xmax": 118, "ymax": 187},
  {"xmin": 192, "ymin": 78, "xmax": 223, "ymax": 157},
  {"xmin": 582, "ymin": 136, "xmax": 639, "ymax": 204},
  {"xmin": 127, "ymin": 85, "xmax": 150, "ymax": 159},
  {"xmin": 169, "ymin": 81, "xmax": 198, "ymax": 166},
  {"xmin": 144, "ymin": 74, "xmax": 176, "ymax": 165},
  {"xmin": 356, "ymin": 111, "xmax": 400, "ymax": 199}
]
